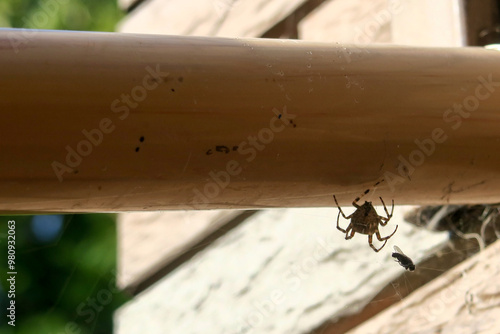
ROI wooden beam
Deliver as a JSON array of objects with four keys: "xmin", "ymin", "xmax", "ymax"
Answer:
[
  {"xmin": 299, "ymin": 0, "xmax": 392, "ymax": 44},
  {"xmin": 465, "ymin": 0, "xmax": 500, "ymax": 46},
  {"xmin": 391, "ymin": 0, "xmax": 466, "ymax": 47},
  {"xmin": 348, "ymin": 238, "xmax": 500, "ymax": 334},
  {"xmin": 118, "ymin": 0, "xmax": 142, "ymax": 12},
  {"xmin": 1, "ymin": 30, "xmax": 500, "ymax": 212},
  {"xmin": 118, "ymin": 0, "xmax": 309, "ymax": 38},
  {"xmin": 117, "ymin": 209, "xmax": 244, "ymax": 290}
]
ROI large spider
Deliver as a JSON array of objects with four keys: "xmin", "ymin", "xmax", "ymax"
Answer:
[{"xmin": 333, "ymin": 184, "xmax": 398, "ymax": 252}]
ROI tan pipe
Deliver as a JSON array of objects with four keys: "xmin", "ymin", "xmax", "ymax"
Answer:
[{"xmin": 1, "ymin": 29, "xmax": 500, "ymax": 213}]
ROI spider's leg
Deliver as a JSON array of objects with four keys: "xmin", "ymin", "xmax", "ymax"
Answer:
[
  {"xmin": 333, "ymin": 195, "xmax": 354, "ymax": 220},
  {"xmin": 353, "ymin": 179, "xmax": 385, "ymax": 208},
  {"xmin": 369, "ymin": 234, "xmax": 386, "ymax": 252},
  {"xmin": 352, "ymin": 187, "xmax": 373, "ymax": 208},
  {"xmin": 379, "ymin": 197, "xmax": 394, "ymax": 225},
  {"xmin": 352, "ymin": 194, "xmax": 365, "ymax": 208},
  {"xmin": 345, "ymin": 226, "xmax": 355, "ymax": 240},
  {"xmin": 376, "ymin": 225, "xmax": 398, "ymax": 241},
  {"xmin": 336, "ymin": 211, "xmax": 347, "ymax": 233}
]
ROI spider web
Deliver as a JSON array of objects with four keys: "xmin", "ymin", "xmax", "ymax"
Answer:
[{"xmin": 331, "ymin": 204, "xmax": 499, "ymax": 334}]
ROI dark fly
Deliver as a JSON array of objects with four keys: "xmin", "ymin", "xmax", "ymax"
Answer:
[{"xmin": 392, "ymin": 245, "xmax": 415, "ymax": 271}]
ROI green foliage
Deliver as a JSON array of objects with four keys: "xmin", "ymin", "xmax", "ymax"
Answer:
[
  {"xmin": 0, "ymin": 214, "xmax": 130, "ymax": 334},
  {"xmin": 1, "ymin": 0, "xmax": 125, "ymax": 32},
  {"xmin": 0, "ymin": 2, "xmax": 129, "ymax": 332}
]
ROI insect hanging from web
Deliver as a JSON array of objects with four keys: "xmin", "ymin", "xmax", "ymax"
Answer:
[
  {"xmin": 333, "ymin": 179, "xmax": 398, "ymax": 252},
  {"xmin": 392, "ymin": 245, "xmax": 415, "ymax": 271}
]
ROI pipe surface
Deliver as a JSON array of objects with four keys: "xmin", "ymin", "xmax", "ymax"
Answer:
[{"xmin": 1, "ymin": 29, "xmax": 500, "ymax": 212}]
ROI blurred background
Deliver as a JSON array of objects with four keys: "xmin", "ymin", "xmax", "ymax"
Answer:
[
  {"xmin": 0, "ymin": 214, "xmax": 129, "ymax": 334},
  {"xmin": 0, "ymin": 1, "xmax": 127, "ymax": 334},
  {"xmin": 2, "ymin": 1, "xmax": 500, "ymax": 334},
  {"xmin": 0, "ymin": 0, "xmax": 123, "ymax": 32}
]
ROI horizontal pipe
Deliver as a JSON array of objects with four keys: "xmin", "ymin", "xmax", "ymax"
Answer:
[{"xmin": 1, "ymin": 29, "xmax": 500, "ymax": 213}]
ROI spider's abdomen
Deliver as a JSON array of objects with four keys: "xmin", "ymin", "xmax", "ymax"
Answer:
[{"xmin": 351, "ymin": 205, "xmax": 380, "ymax": 235}]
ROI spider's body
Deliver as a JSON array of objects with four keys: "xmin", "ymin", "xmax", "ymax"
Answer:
[
  {"xmin": 333, "ymin": 180, "xmax": 398, "ymax": 252},
  {"xmin": 349, "ymin": 201, "xmax": 381, "ymax": 235}
]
